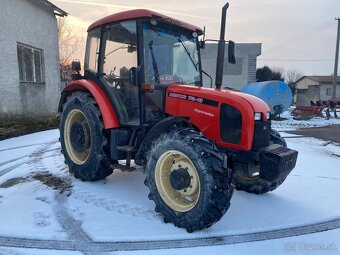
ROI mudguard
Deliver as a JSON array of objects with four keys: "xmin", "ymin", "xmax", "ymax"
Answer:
[
  {"xmin": 58, "ymin": 80, "xmax": 120, "ymax": 129},
  {"xmin": 134, "ymin": 116, "xmax": 190, "ymax": 165}
]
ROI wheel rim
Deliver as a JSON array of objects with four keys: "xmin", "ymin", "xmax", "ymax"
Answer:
[
  {"xmin": 155, "ymin": 150, "xmax": 200, "ymax": 212},
  {"xmin": 64, "ymin": 109, "xmax": 91, "ymax": 165}
]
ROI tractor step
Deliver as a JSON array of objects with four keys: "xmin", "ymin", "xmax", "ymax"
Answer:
[
  {"xmin": 116, "ymin": 145, "xmax": 137, "ymax": 152},
  {"xmin": 110, "ymin": 163, "xmax": 136, "ymax": 172}
]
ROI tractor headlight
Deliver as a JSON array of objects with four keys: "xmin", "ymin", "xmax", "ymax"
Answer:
[
  {"xmin": 254, "ymin": 112, "xmax": 262, "ymax": 121},
  {"xmin": 266, "ymin": 112, "xmax": 271, "ymax": 120}
]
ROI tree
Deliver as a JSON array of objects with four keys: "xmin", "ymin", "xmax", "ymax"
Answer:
[
  {"xmin": 256, "ymin": 66, "xmax": 284, "ymax": 82},
  {"xmin": 57, "ymin": 18, "xmax": 83, "ymax": 82},
  {"xmin": 284, "ymin": 68, "xmax": 304, "ymax": 95}
]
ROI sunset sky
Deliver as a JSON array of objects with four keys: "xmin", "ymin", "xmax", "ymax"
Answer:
[{"xmin": 51, "ymin": 0, "xmax": 340, "ymax": 76}]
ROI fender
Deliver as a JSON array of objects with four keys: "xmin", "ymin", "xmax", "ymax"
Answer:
[
  {"xmin": 134, "ymin": 116, "xmax": 190, "ymax": 165},
  {"xmin": 58, "ymin": 80, "xmax": 120, "ymax": 129}
]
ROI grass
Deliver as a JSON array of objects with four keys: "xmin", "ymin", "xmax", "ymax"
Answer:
[{"xmin": 0, "ymin": 118, "xmax": 59, "ymax": 141}]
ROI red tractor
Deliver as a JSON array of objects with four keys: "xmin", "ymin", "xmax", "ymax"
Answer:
[{"xmin": 59, "ymin": 3, "xmax": 298, "ymax": 232}]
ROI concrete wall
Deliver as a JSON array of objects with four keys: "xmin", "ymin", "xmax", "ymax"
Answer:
[
  {"xmin": 200, "ymin": 43, "xmax": 261, "ymax": 90},
  {"xmin": 296, "ymin": 85, "xmax": 320, "ymax": 106},
  {"xmin": 0, "ymin": 0, "xmax": 61, "ymax": 122}
]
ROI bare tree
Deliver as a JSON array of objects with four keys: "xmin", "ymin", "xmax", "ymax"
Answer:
[
  {"xmin": 57, "ymin": 17, "xmax": 83, "ymax": 82},
  {"xmin": 284, "ymin": 68, "xmax": 304, "ymax": 95}
]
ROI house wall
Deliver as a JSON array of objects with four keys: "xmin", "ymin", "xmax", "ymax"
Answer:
[
  {"xmin": 295, "ymin": 77, "xmax": 319, "ymax": 90},
  {"xmin": 200, "ymin": 43, "xmax": 261, "ymax": 90},
  {"xmin": 296, "ymin": 85, "xmax": 320, "ymax": 106},
  {"xmin": 319, "ymin": 84, "xmax": 340, "ymax": 100},
  {"xmin": 0, "ymin": 0, "xmax": 61, "ymax": 122},
  {"xmin": 296, "ymin": 89, "xmax": 308, "ymax": 106},
  {"xmin": 296, "ymin": 85, "xmax": 340, "ymax": 106}
]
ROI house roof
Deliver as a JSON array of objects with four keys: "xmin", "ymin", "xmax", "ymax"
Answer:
[
  {"xmin": 88, "ymin": 9, "xmax": 203, "ymax": 33},
  {"xmin": 294, "ymin": 75, "xmax": 340, "ymax": 85},
  {"xmin": 36, "ymin": 0, "xmax": 68, "ymax": 17}
]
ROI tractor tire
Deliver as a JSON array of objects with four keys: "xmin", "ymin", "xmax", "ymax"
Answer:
[
  {"xmin": 60, "ymin": 92, "xmax": 113, "ymax": 181},
  {"xmin": 270, "ymin": 129, "xmax": 287, "ymax": 147},
  {"xmin": 144, "ymin": 129, "xmax": 234, "ymax": 232},
  {"xmin": 233, "ymin": 130, "xmax": 288, "ymax": 194}
]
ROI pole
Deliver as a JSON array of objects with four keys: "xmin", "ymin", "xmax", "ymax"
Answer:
[{"xmin": 332, "ymin": 18, "xmax": 340, "ymax": 99}]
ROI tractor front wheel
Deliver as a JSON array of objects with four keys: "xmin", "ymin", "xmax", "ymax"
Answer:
[
  {"xmin": 60, "ymin": 92, "xmax": 113, "ymax": 181},
  {"xmin": 144, "ymin": 129, "xmax": 234, "ymax": 232}
]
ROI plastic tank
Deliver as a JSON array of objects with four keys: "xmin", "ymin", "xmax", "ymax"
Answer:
[{"xmin": 241, "ymin": 80, "xmax": 292, "ymax": 115}]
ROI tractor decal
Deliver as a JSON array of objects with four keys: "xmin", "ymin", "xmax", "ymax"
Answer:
[{"xmin": 167, "ymin": 92, "xmax": 219, "ymax": 107}]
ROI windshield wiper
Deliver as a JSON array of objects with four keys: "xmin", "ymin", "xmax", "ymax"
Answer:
[
  {"xmin": 177, "ymin": 36, "xmax": 198, "ymax": 71},
  {"xmin": 148, "ymin": 40, "xmax": 160, "ymax": 81}
]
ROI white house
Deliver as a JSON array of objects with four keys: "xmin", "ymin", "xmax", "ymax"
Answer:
[
  {"xmin": 0, "ymin": 0, "xmax": 67, "ymax": 123},
  {"xmin": 200, "ymin": 43, "xmax": 261, "ymax": 90},
  {"xmin": 294, "ymin": 76, "xmax": 340, "ymax": 106}
]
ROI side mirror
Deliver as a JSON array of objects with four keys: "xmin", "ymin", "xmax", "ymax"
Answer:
[
  {"xmin": 72, "ymin": 59, "xmax": 81, "ymax": 71},
  {"xmin": 71, "ymin": 60, "xmax": 81, "ymax": 80},
  {"xmin": 228, "ymin": 41, "xmax": 236, "ymax": 64},
  {"xmin": 129, "ymin": 67, "xmax": 137, "ymax": 86}
]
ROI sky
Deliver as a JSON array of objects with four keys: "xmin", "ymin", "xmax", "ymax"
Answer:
[{"xmin": 50, "ymin": 0, "xmax": 340, "ymax": 76}]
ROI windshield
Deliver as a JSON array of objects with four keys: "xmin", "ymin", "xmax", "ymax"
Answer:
[{"xmin": 143, "ymin": 23, "xmax": 201, "ymax": 86}]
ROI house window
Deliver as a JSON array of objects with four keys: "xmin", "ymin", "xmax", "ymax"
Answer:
[
  {"xmin": 326, "ymin": 87, "xmax": 332, "ymax": 96},
  {"xmin": 17, "ymin": 43, "xmax": 45, "ymax": 83}
]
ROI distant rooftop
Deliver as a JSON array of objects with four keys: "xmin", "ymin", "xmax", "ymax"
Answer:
[{"xmin": 295, "ymin": 75, "xmax": 340, "ymax": 84}]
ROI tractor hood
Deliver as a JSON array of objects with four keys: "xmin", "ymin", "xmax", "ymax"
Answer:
[
  {"xmin": 166, "ymin": 84, "xmax": 270, "ymax": 119},
  {"xmin": 224, "ymin": 90, "xmax": 271, "ymax": 118},
  {"xmin": 165, "ymin": 84, "xmax": 270, "ymax": 151}
]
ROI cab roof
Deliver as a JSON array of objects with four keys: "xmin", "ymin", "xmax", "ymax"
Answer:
[{"xmin": 87, "ymin": 9, "xmax": 203, "ymax": 34}]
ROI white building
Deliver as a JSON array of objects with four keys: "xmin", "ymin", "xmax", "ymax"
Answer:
[
  {"xmin": 0, "ymin": 0, "xmax": 67, "ymax": 123},
  {"xmin": 294, "ymin": 76, "xmax": 340, "ymax": 106},
  {"xmin": 200, "ymin": 43, "xmax": 261, "ymax": 90}
]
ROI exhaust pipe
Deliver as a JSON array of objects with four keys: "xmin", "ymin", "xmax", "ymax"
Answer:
[{"xmin": 215, "ymin": 3, "xmax": 229, "ymax": 90}]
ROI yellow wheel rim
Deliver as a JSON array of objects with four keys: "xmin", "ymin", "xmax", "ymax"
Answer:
[
  {"xmin": 64, "ymin": 109, "xmax": 91, "ymax": 165},
  {"xmin": 155, "ymin": 150, "xmax": 200, "ymax": 212}
]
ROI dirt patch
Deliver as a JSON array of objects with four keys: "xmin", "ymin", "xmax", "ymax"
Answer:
[
  {"xmin": 32, "ymin": 171, "xmax": 72, "ymax": 195},
  {"xmin": 286, "ymin": 125, "xmax": 340, "ymax": 143},
  {"xmin": 0, "ymin": 177, "xmax": 29, "ymax": 188},
  {"xmin": 0, "ymin": 118, "xmax": 59, "ymax": 141}
]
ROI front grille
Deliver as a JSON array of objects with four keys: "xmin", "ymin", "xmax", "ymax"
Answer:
[
  {"xmin": 220, "ymin": 103, "xmax": 242, "ymax": 144},
  {"xmin": 252, "ymin": 120, "xmax": 270, "ymax": 150}
]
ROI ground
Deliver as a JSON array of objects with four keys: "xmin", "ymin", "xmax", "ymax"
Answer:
[
  {"xmin": 0, "ymin": 118, "xmax": 58, "ymax": 141},
  {"xmin": 0, "ymin": 113, "xmax": 340, "ymax": 254},
  {"xmin": 287, "ymin": 125, "xmax": 340, "ymax": 143}
]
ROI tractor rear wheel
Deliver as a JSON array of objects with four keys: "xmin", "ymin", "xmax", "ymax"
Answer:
[
  {"xmin": 232, "ymin": 130, "xmax": 287, "ymax": 194},
  {"xmin": 60, "ymin": 92, "xmax": 113, "ymax": 181},
  {"xmin": 144, "ymin": 129, "xmax": 234, "ymax": 232}
]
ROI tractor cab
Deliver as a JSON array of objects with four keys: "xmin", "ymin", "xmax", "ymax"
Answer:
[{"xmin": 81, "ymin": 10, "xmax": 205, "ymax": 127}]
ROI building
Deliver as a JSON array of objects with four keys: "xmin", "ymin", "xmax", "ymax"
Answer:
[
  {"xmin": 295, "ymin": 76, "xmax": 340, "ymax": 106},
  {"xmin": 0, "ymin": 0, "xmax": 67, "ymax": 123},
  {"xmin": 200, "ymin": 43, "xmax": 261, "ymax": 90}
]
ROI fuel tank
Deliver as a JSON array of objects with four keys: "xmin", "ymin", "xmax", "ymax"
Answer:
[{"xmin": 241, "ymin": 80, "xmax": 292, "ymax": 115}]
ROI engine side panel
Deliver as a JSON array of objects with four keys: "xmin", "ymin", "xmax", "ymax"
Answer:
[
  {"xmin": 61, "ymin": 80, "xmax": 120, "ymax": 129},
  {"xmin": 165, "ymin": 84, "xmax": 269, "ymax": 151}
]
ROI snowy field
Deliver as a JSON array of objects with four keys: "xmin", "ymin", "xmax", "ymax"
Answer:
[
  {"xmin": 0, "ymin": 122, "xmax": 339, "ymax": 254},
  {"xmin": 272, "ymin": 110, "xmax": 340, "ymax": 131}
]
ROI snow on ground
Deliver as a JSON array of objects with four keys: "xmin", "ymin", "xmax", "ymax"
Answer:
[
  {"xmin": 272, "ymin": 110, "xmax": 340, "ymax": 131},
  {"xmin": 0, "ymin": 128, "xmax": 339, "ymax": 254}
]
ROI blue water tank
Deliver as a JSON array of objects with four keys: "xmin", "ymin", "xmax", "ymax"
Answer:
[{"xmin": 241, "ymin": 80, "xmax": 292, "ymax": 115}]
